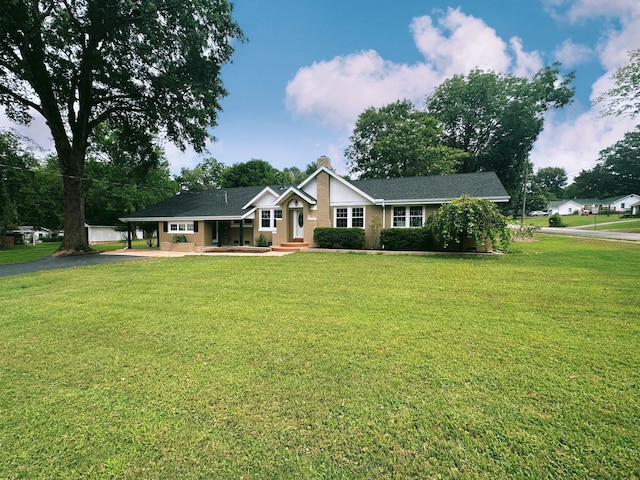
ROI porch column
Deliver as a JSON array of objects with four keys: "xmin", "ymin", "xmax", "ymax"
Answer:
[{"xmin": 239, "ymin": 221, "xmax": 244, "ymax": 245}]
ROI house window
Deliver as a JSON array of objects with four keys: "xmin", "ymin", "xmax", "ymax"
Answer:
[
  {"xmin": 334, "ymin": 207, "xmax": 365, "ymax": 228},
  {"xmin": 393, "ymin": 206, "xmax": 424, "ymax": 228},
  {"xmin": 169, "ymin": 222, "xmax": 194, "ymax": 234},
  {"xmin": 259, "ymin": 209, "xmax": 282, "ymax": 230},
  {"xmin": 409, "ymin": 206, "xmax": 424, "ymax": 227},
  {"xmin": 393, "ymin": 207, "xmax": 406, "ymax": 227}
]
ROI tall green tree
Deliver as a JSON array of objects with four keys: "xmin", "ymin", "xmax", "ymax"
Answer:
[
  {"xmin": 0, "ymin": 1, "xmax": 243, "ymax": 254},
  {"xmin": 596, "ymin": 49, "xmax": 640, "ymax": 119},
  {"xmin": 0, "ymin": 130, "xmax": 38, "ymax": 248},
  {"xmin": 563, "ymin": 164, "xmax": 619, "ymax": 199},
  {"xmin": 597, "ymin": 126, "xmax": 640, "ymax": 195},
  {"xmin": 175, "ymin": 157, "xmax": 225, "ymax": 192},
  {"xmin": 425, "ymin": 66, "xmax": 575, "ymax": 202},
  {"xmin": 534, "ymin": 167, "xmax": 568, "ymax": 199},
  {"xmin": 220, "ymin": 159, "xmax": 281, "ymax": 188},
  {"xmin": 346, "ymin": 100, "xmax": 465, "ymax": 179}
]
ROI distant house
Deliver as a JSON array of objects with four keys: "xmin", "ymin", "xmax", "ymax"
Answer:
[
  {"xmin": 120, "ymin": 157, "xmax": 510, "ymax": 252},
  {"xmin": 85, "ymin": 223, "xmax": 143, "ymax": 243},
  {"xmin": 600, "ymin": 194, "xmax": 640, "ymax": 213},
  {"xmin": 547, "ymin": 200, "xmax": 583, "ymax": 216}
]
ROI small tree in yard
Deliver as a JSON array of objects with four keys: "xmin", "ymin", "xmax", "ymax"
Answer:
[{"xmin": 427, "ymin": 195, "xmax": 511, "ymax": 252}]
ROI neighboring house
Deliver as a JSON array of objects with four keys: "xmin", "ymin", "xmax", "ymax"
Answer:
[
  {"xmin": 84, "ymin": 223, "xmax": 143, "ymax": 243},
  {"xmin": 629, "ymin": 200, "xmax": 640, "ymax": 216},
  {"xmin": 120, "ymin": 157, "xmax": 510, "ymax": 252},
  {"xmin": 547, "ymin": 200, "xmax": 583, "ymax": 216},
  {"xmin": 600, "ymin": 194, "xmax": 640, "ymax": 213},
  {"xmin": 12, "ymin": 226, "xmax": 56, "ymax": 244}
]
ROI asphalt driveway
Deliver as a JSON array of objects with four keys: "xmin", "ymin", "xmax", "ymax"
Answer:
[
  {"xmin": 0, "ymin": 253, "xmax": 144, "ymax": 277},
  {"xmin": 540, "ymin": 227, "xmax": 640, "ymax": 241}
]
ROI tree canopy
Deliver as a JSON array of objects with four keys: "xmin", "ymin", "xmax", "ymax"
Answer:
[
  {"xmin": 425, "ymin": 66, "xmax": 575, "ymax": 202},
  {"xmin": 220, "ymin": 159, "xmax": 282, "ymax": 188},
  {"xmin": 596, "ymin": 49, "xmax": 640, "ymax": 119},
  {"xmin": 345, "ymin": 100, "xmax": 466, "ymax": 179},
  {"xmin": 175, "ymin": 157, "xmax": 225, "ymax": 192},
  {"xmin": 534, "ymin": 167, "xmax": 568, "ymax": 199},
  {"xmin": 0, "ymin": 0, "xmax": 243, "ymax": 254}
]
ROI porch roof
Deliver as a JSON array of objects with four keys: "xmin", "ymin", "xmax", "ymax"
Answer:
[{"xmin": 120, "ymin": 185, "xmax": 270, "ymax": 222}]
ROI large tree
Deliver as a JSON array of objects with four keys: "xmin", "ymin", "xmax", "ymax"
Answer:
[
  {"xmin": 346, "ymin": 100, "xmax": 465, "ymax": 179},
  {"xmin": 175, "ymin": 157, "xmax": 225, "ymax": 192},
  {"xmin": 0, "ymin": 130, "xmax": 38, "ymax": 248},
  {"xmin": 596, "ymin": 49, "xmax": 640, "ymax": 119},
  {"xmin": 220, "ymin": 159, "xmax": 282, "ymax": 188},
  {"xmin": 425, "ymin": 66, "xmax": 574, "ymax": 203},
  {"xmin": 534, "ymin": 166, "xmax": 568, "ymax": 199},
  {"xmin": 0, "ymin": 1, "xmax": 243, "ymax": 254}
]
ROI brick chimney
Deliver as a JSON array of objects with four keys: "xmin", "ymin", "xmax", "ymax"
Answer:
[{"xmin": 316, "ymin": 156, "xmax": 331, "ymax": 169}]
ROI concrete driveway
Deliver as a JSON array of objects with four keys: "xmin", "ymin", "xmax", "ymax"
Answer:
[
  {"xmin": 0, "ymin": 252, "xmax": 145, "ymax": 277},
  {"xmin": 540, "ymin": 227, "xmax": 640, "ymax": 241}
]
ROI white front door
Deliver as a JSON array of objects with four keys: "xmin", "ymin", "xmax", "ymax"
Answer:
[{"xmin": 293, "ymin": 210, "xmax": 304, "ymax": 239}]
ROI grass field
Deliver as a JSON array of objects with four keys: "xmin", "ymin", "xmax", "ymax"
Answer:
[{"xmin": 1, "ymin": 235, "xmax": 638, "ymax": 478}]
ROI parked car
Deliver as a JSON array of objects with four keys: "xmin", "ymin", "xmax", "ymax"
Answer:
[{"xmin": 529, "ymin": 210, "xmax": 548, "ymax": 217}]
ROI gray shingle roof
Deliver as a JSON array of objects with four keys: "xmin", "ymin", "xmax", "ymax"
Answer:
[
  {"xmin": 121, "ymin": 185, "xmax": 268, "ymax": 220},
  {"xmin": 122, "ymin": 172, "xmax": 509, "ymax": 221},
  {"xmin": 350, "ymin": 171, "xmax": 509, "ymax": 201}
]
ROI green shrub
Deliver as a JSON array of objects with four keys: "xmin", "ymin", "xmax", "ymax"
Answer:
[
  {"xmin": 548, "ymin": 214, "xmax": 565, "ymax": 227},
  {"xmin": 313, "ymin": 228, "xmax": 365, "ymax": 249},
  {"xmin": 380, "ymin": 228, "xmax": 433, "ymax": 251},
  {"xmin": 255, "ymin": 233, "xmax": 268, "ymax": 247},
  {"xmin": 172, "ymin": 234, "xmax": 188, "ymax": 243}
]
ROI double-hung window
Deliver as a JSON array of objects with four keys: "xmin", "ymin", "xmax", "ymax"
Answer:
[
  {"xmin": 259, "ymin": 209, "xmax": 282, "ymax": 230},
  {"xmin": 334, "ymin": 207, "xmax": 365, "ymax": 228},
  {"xmin": 393, "ymin": 206, "xmax": 424, "ymax": 228}
]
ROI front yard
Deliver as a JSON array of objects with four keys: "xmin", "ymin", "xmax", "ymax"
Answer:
[{"xmin": 0, "ymin": 235, "xmax": 638, "ymax": 478}]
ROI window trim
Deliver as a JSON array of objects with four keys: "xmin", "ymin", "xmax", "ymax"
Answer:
[
  {"xmin": 168, "ymin": 222, "xmax": 194, "ymax": 234},
  {"xmin": 392, "ymin": 206, "xmax": 424, "ymax": 228},
  {"xmin": 259, "ymin": 208, "xmax": 282, "ymax": 231},
  {"xmin": 333, "ymin": 206, "xmax": 365, "ymax": 229}
]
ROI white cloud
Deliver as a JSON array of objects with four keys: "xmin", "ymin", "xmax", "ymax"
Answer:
[
  {"xmin": 285, "ymin": 50, "xmax": 438, "ymax": 129},
  {"xmin": 286, "ymin": 8, "xmax": 545, "ymax": 131},
  {"xmin": 566, "ymin": 0, "xmax": 640, "ymax": 22},
  {"xmin": 553, "ymin": 39, "xmax": 593, "ymax": 67}
]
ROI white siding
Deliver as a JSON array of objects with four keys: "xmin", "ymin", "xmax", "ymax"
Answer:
[{"xmin": 329, "ymin": 177, "xmax": 372, "ymax": 206}]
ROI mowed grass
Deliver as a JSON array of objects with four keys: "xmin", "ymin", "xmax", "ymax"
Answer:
[{"xmin": 0, "ymin": 236, "xmax": 638, "ymax": 478}]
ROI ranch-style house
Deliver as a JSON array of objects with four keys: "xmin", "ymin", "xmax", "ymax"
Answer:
[{"xmin": 120, "ymin": 157, "xmax": 510, "ymax": 252}]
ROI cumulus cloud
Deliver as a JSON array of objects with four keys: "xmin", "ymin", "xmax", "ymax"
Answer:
[
  {"xmin": 286, "ymin": 8, "xmax": 546, "ymax": 132},
  {"xmin": 553, "ymin": 40, "xmax": 593, "ymax": 67}
]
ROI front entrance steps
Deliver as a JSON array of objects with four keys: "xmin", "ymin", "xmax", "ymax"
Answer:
[{"xmin": 271, "ymin": 239, "xmax": 310, "ymax": 252}]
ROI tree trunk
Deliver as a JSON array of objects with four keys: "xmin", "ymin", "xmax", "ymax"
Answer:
[{"xmin": 55, "ymin": 150, "xmax": 93, "ymax": 255}]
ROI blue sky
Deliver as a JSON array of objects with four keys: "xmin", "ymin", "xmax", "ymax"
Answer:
[
  {"xmin": 2, "ymin": 0, "xmax": 639, "ymax": 182},
  {"xmin": 196, "ymin": 0, "xmax": 639, "ymax": 182}
]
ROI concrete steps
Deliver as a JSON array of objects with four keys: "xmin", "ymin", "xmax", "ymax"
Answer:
[{"xmin": 271, "ymin": 240, "xmax": 310, "ymax": 252}]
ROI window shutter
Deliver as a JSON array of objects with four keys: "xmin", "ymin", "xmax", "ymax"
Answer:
[
  {"xmin": 193, "ymin": 221, "xmax": 199, "ymax": 232},
  {"xmin": 163, "ymin": 222, "xmax": 168, "ymax": 232}
]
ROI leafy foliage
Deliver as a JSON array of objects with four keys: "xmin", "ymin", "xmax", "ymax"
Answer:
[
  {"xmin": 0, "ymin": 0, "xmax": 244, "ymax": 253},
  {"xmin": 596, "ymin": 49, "xmax": 640, "ymax": 119},
  {"xmin": 563, "ymin": 126, "xmax": 640, "ymax": 198},
  {"xmin": 534, "ymin": 167, "xmax": 568, "ymax": 198},
  {"xmin": 313, "ymin": 228, "xmax": 365, "ymax": 249},
  {"xmin": 425, "ymin": 66, "xmax": 575, "ymax": 203},
  {"xmin": 0, "ymin": 130, "xmax": 38, "ymax": 247},
  {"xmin": 220, "ymin": 159, "xmax": 282, "ymax": 188},
  {"xmin": 426, "ymin": 195, "xmax": 511, "ymax": 251},
  {"xmin": 548, "ymin": 214, "xmax": 565, "ymax": 227},
  {"xmin": 345, "ymin": 100, "xmax": 466, "ymax": 179},
  {"xmin": 175, "ymin": 157, "xmax": 225, "ymax": 191},
  {"xmin": 380, "ymin": 228, "xmax": 433, "ymax": 251}
]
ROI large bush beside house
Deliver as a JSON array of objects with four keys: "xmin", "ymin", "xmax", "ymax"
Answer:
[
  {"xmin": 380, "ymin": 228, "xmax": 434, "ymax": 251},
  {"xmin": 426, "ymin": 195, "xmax": 511, "ymax": 252},
  {"xmin": 314, "ymin": 228, "xmax": 365, "ymax": 249}
]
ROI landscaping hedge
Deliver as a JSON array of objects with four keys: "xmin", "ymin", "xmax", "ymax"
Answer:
[
  {"xmin": 313, "ymin": 228, "xmax": 365, "ymax": 249},
  {"xmin": 380, "ymin": 228, "xmax": 434, "ymax": 251}
]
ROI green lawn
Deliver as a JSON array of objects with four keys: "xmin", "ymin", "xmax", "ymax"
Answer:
[
  {"xmin": 519, "ymin": 214, "xmax": 638, "ymax": 229},
  {"xmin": 1, "ymin": 236, "xmax": 638, "ymax": 478}
]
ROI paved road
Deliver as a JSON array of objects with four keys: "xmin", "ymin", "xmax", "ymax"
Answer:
[
  {"xmin": 0, "ymin": 253, "xmax": 143, "ymax": 277},
  {"xmin": 540, "ymin": 227, "xmax": 640, "ymax": 241}
]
